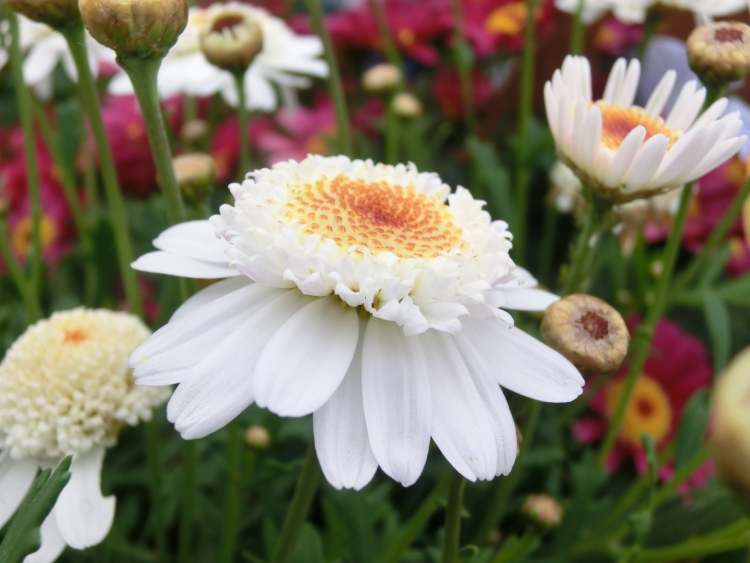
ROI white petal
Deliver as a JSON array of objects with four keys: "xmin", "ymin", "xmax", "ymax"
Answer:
[
  {"xmin": 607, "ymin": 126, "xmax": 646, "ymax": 186},
  {"xmin": 253, "ymin": 297, "xmax": 359, "ymax": 417},
  {"xmin": 0, "ymin": 454, "xmax": 37, "ymax": 528},
  {"xmin": 644, "ymin": 70, "xmax": 676, "ymax": 117},
  {"xmin": 361, "ymin": 319, "xmax": 431, "ymax": 487},
  {"xmin": 666, "ymin": 81, "xmax": 705, "ymax": 131},
  {"xmin": 622, "ymin": 134, "xmax": 669, "ymax": 189},
  {"xmin": 313, "ymin": 339, "xmax": 377, "ymax": 490},
  {"xmin": 690, "ymin": 98, "xmax": 728, "ymax": 131},
  {"xmin": 602, "ymin": 58, "xmax": 626, "ymax": 103},
  {"xmin": 456, "ymin": 318, "xmax": 584, "ymax": 403},
  {"xmin": 152, "ymin": 220, "xmax": 229, "ymax": 264},
  {"xmin": 24, "ymin": 515, "xmax": 66, "ymax": 563},
  {"xmin": 501, "ymin": 288, "xmax": 559, "ymax": 311},
  {"xmin": 615, "ymin": 59, "xmax": 640, "ymax": 107},
  {"xmin": 424, "ymin": 332, "xmax": 497, "ymax": 482},
  {"xmin": 54, "ymin": 448, "xmax": 115, "ymax": 550},
  {"xmin": 131, "ymin": 251, "xmax": 238, "ymax": 279}
]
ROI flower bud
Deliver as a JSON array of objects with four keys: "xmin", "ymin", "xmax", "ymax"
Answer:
[
  {"xmin": 244, "ymin": 425, "xmax": 271, "ymax": 449},
  {"xmin": 181, "ymin": 119, "xmax": 209, "ymax": 146},
  {"xmin": 200, "ymin": 8, "xmax": 264, "ymax": 75},
  {"xmin": 542, "ymin": 294, "xmax": 629, "ymax": 374},
  {"xmin": 522, "ymin": 494, "xmax": 563, "ymax": 528},
  {"xmin": 78, "ymin": 0, "xmax": 188, "ymax": 60},
  {"xmin": 710, "ymin": 347, "xmax": 750, "ymax": 507},
  {"xmin": 688, "ymin": 22, "xmax": 750, "ymax": 85},
  {"xmin": 391, "ymin": 92, "xmax": 423, "ymax": 119},
  {"xmin": 6, "ymin": 0, "xmax": 80, "ymax": 29},
  {"xmin": 173, "ymin": 153, "xmax": 216, "ymax": 205},
  {"xmin": 362, "ymin": 63, "xmax": 401, "ymax": 94}
]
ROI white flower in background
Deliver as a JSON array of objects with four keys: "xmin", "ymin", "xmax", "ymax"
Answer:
[
  {"xmin": 109, "ymin": 2, "xmax": 327, "ymax": 112},
  {"xmin": 554, "ymin": 0, "xmax": 745, "ymax": 24},
  {"xmin": 130, "ymin": 155, "xmax": 584, "ymax": 489},
  {"xmin": 0, "ymin": 16, "xmax": 114, "ymax": 101},
  {"xmin": 545, "ymin": 56, "xmax": 746, "ymax": 203},
  {"xmin": 0, "ymin": 309, "xmax": 168, "ymax": 563}
]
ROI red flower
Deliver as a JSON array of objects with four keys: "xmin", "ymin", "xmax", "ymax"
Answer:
[
  {"xmin": 592, "ymin": 18, "xmax": 643, "ymax": 57},
  {"xmin": 210, "ymin": 116, "xmax": 275, "ymax": 183},
  {"xmin": 433, "ymin": 67, "xmax": 493, "ymax": 118},
  {"xmin": 573, "ymin": 318, "xmax": 712, "ymax": 484}
]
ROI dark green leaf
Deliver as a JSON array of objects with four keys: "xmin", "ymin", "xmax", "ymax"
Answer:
[{"xmin": 674, "ymin": 391, "xmax": 710, "ymax": 471}]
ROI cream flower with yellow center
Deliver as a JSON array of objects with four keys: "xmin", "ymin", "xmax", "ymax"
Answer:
[
  {"xmin": 0, "ymin": 309, "xmax": 168, "ymax": 563},
  {"xmin": 131, "ymin": 155, "xmax": 584, "ymax": 489}
]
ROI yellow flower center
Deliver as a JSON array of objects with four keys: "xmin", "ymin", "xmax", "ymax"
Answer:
[
  {"xmin": 607, "ymin": 375, "xmax": 673, "ymax": 447},
  {"xmin": 397, "ymin": 27, "xmax": 416, "ymax": 47},
  {"xmin": 62, "ymin": 327, "xmax": 89, "ymax": 345},
  {"xmin": 305, "ymin": 135, "xmax": 329, "ymax": 155},
  {"xmin": 485, "ymin": 3, "xmax": 527, "ymax": 36},
  {"xmin": 283, "ymin": 175, "xmax": 464, "ymax": 258},
  {"xmin": 11, "ymin": 215, "xmax": 58, "ymax": 258},
  {"xmin": 597, "ymin": 102, "xmax": 679, "ymax": 151}
]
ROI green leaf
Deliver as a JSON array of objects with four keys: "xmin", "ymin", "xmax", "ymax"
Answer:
[
  {"xmin": 490, "ymin": 533, "xmax": 540, "ymax": 563},
  {"xmin": 702, "ymin": 290, "xmax": 731, "ymax": 372},
  {"xmin": 674, "ymin": 391, "xmax": 710, "ymax": 472},
  {"xmin": 466, "ymin": 137, "xmax": 514, "ymax": 219},
  {"xmin": 0, "ymin": 457, "xmax": 72, "ymax": 563}
]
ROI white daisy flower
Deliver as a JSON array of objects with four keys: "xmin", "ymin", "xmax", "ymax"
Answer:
[
  {"xmin": 0, "ymin": 16, "xmax": 114, "ymax": 101},
  {"xmin": 108, "ymin": 2, "xmax": 327, "ymax": 112},
  {"xmin": 545, "ymin": 55, "xmax": 746, "ymax": 203},
  {"xmin": 130, "ymin": 155, "xmax": 584, "ymax": 489},
  {"xmin": 0, "ymin": 309, "xmax": 168, "ymax": 563}
]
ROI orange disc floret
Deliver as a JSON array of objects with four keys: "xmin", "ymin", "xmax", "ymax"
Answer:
[
  {"xmin": 597, "ymin": 102, "xmax": 679, "ymax": 151},
  {"xmin": 284, "ymin": 174, "xmax": 464, "ymax": 258}
]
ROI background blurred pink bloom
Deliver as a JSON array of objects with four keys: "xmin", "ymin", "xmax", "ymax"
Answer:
[
  {"xmin": 592, "ymin": 17, "xmax": 643, "ymax": 56},
  {"xmin": 433, "ymin": 67, "xmax": 493, "ymax": 117}
]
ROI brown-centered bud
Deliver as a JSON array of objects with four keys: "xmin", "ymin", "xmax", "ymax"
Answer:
[
  {"xmin": 200, "ymin": 9, "xmax": 263, "ymax": 75},
  {"xmin": 710, "ymin": 347, "xmax": 750, "ymax": 508},
  {"xmin": 391, "ymin": 92, "xmax": 423, "ymax": 119},
  {"xmin": 542, "ymin": 294, "xmax": 629, "ymax": 374},
  {"xmin": 78, "ymin": 0, "xmax": 188, "ymax": 60},
  {"xmin": 181, "ymin": 119, "xmax": 209, "ymax": 146},
  {"xmin": 244, "ymin": 425, "xmax": 271, "ymax": 449},
  {"xmin": 362, "ymin": 63, "xmax": 402, "ymax": 94},
  {"xmin": 173, "ymin": 153, "xmax": 216, "ymax": 205},
  {"xmin": 522, "ymin": 494, "xmax": 564, "ymax": 528},
  {"xmin": 6, "ymin": 0, "xmax": 80, "ymax": 29},
  {"xmin": 688, "ymin": 22, "xmax": 750, "ymax": 85}
]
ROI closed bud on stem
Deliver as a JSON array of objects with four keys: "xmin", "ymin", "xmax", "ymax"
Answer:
[
  {"xmin": 522, "ymin": 494, "xmax": 564, "ymax": 528},
  {"xmin": 173, "ymin": 153, "xmax": 216, "ymax": 205},
  {"xmin": 688, "ymin": 22, "xmax": 750, "ymax": 85},
  {"xmin": 78, "ymin": 0, "xmax": 188, "ymax": 60},
  {"xmin": 181, "ymin": 119, "xmax": 209, "ymax": 146},
  {"xmin": 244, "ymin": 425, "xmax": 271, "ymax": 449},
  {"xmin": 391, "ymin": 92, "xmax": 423, "ymax": 119},
  {"xmin": 6, "ymin": 0, "xmax": 80, "ymax": 29},
  {"xmin": 200, "ymin": 9, "xmax": 263, "ymax": 75},
  {"xmin": 710, "ymin": 347, "xmax": 750, "ymax": 508},
  {"xmin": 542, "ymin": 294, "xmax": 629, "ymax": 374},
  {"xmin": 362, "ymin": 63, "xmax": 401, "ymax": 94}
]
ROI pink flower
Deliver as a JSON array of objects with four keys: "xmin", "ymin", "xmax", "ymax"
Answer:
[
  {"xmin": 433, "ymin": 67, "xmax": 493, "ymax": 118},
  {"xmin": 592, "ymin": 18, "xmax": 643, "ymax": 57},
  {"xmin": 210, "ymin": 116, "xmax": 275, "ymax": 183},
  {"xmin": 573, "ymin": 318, "xmax": 712, "ymax": 484}
]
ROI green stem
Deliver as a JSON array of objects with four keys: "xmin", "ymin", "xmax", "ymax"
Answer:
[
  {"xmin": 475, "ymin": 401, "xmax": 541, "ymax": 542},
  {"xmin": 33, "ymin": 101, "xmax": 98, "ymax": 305},
  {"xmin": 635, "ymin": 15, "xmax": 659, "ymax": 61},
  {"xmin": 382, "ymin": 473, "xmax": 452, "ymax": 563},
  {"xmin": 144, "ymin": 423, "xmax": 166, "ymax": 561},
  {"xmin": 368, "ymin": 0, "xmax": 403, "ymax": 70},
  {"xmin": 0, "ymin": 213, "xmax": 41, "ymax": 321},
  {"xmin": 451, "ymin": 0, "xmax": 476, "ymax": 136},
  {"xmin": 674, "ymin": 177, "xmax": 750, "ymax": 294},
  {"xmin": 219, "ymin": 422, "xmax": 245, "ymax": 563},
  {"xmin": 9, "ymin": 12, "xmax": 43, "ymax": 313},
  {"xmin": 270, "ymin": 446, "xmax": 321, "ymax": 563},
  {"xmin": 62, "ymin": 23, "xmax": 143, "ymax": 317},
  {"xmin": 179, "ymin": 441, "xmax": 198, "ymax": 563},
  {"xmin": 385, "ymin": 96, "xmax": 399, "ymax": 163},
  {"xmin": 597, "ymin": 184, "xmax": 694, "ymax": 468},
  {"xmin": 234, "ymin": 74, "xmax": 251, "ymax": 175},
  {"xmin": 539, "ymin": 203, "xmax": 560, "ymax": 285},
  {"xmin": 632, "ymin": 529, "xmax": 750, "ymax": 562},
  {"xmin": 442, "ymin": 472, "xmax": 466, "ymax": 563},
  {"xmin": 303, "ymin": 0, "xmax": 351, "ymax": 155},
  {"xmin": 563, "ymin": 196, "xmax": 611, "ymax": 294},
  {"xmin": 119, "ymin": 56, "xmax": 186, "ymax": 225},
  {"xmin": 512, "ymin": 0, "xmax": 537, "ymax": 261},
  {"xmin": 569, "ymin": 0, "xmax": 586, "ymax": 54}
]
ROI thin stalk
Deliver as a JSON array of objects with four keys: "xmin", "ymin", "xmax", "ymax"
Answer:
[
  {"xmin": 635, "ymin": 15, "xmax": 659, "ymax": 61},
  {"xmin": 234, "ymin": 74, "xmax": 251, "ymax": 174},
  {"xmin": 9, "ymin": 12, "xmax": 44, "ymax": 310},
  {"xmin": 144, "ymin": 423, "xmax": 166, "ymax": 561},
  {"xmin": 0, "ymin": 214, "xmax": 41, "ymax": 320},
  {"xmin": 368, "ymin": 0, "xmax": 403, "ymax": 70},
  {"xmin": 385, "ymin": 96, "xmax": 399, "ymax": 163},
  {"xmin": 597, "ymin": 184, "xmax": 694, "ymax": 467},
  {"xmin": 219, "ymin": 422, "xmax": 245, "ymax": 563},
  {"xmin": 62, "ymin": 23, "xmax": 143, "ymax": 317},
  {"xmin": 632, "ymin": 529, "xmax": 750, "ymax": 562},
  {"xmin": 179, "ymin": 441, "xmax": 198, "ymax": 563},
  {"xmin": 119, "ymin": 56, "xmax": 186, "ymax": 225},
  {"xmin": 512, "ymin": 0, "xmax": 538, "ymax": 261},
  {"xmin": 303, "ymin": 0, "xmax": 351, "ymax": 154},
  {"xmin": 442, "ymin": 473, "xmax": 466, "ymax": 563},
  {"xmin": 563, "ymin": 196, "xmax": 611, "ymax": 294},
  {"xmin": 33, "ymin": 101, "xmax": 98, "ymax": 305},
  {"xmin": 451, "ymin": 0, "xmax": 476, "ymax": 136},
  {"xmin": 538, "ymin": 203, "xmax": 560, "ymax": 285},
  {"xmin": 270, "ymin": 446, "xmax": 321, "ymax": 563},
  {"xmin": 382, "ymin": 473, "xmax": 452, "ymax": 563},
  {"xmin": 674, "ymin": 177, "xmax": 750, "ymax": 294},
  {"xmin": 475, "ymin": 401, "xmax": 541, "ymax": 542},
  {"xmin": 569, "ymin": 0, "xmax": 586, "ymax": 54}
]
